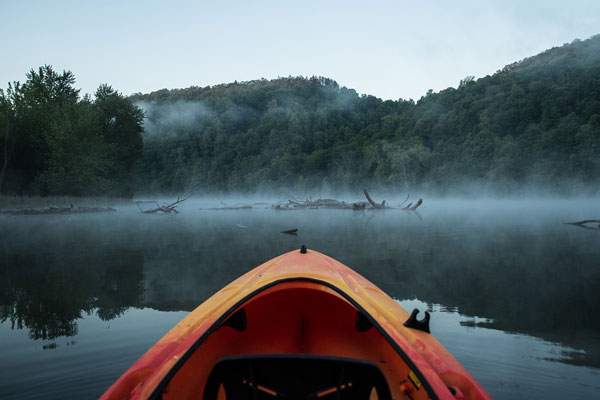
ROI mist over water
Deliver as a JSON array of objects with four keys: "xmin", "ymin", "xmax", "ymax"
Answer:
[{"xmin": 1, "ymin": 198, "xmax": 599, "ymax": 399}]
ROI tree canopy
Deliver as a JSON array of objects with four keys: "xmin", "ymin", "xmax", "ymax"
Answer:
[{"xmin": 0, "ymin": 66, "xmax": 144, "ymax": 197}]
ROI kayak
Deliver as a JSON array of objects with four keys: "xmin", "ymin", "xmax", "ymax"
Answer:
[{"xmin": 101, "ymin": 247, "xmax": 492, "ymax": 400}]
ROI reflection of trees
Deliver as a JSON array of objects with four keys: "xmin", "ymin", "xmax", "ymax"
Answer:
[
  {"xmin": 3, "ymin": 291, "xmax": 86, "ymax": 340},
  {"xmin": 1, "ymin": 209, "xmax": 598, "ymax": 368},
  {"xmin": 0, "ymin": 243, "xmax": 144, "ymax": 340},
  {"xmin": 95, "ymin": 262, "xmax": 145, "ymax": 321},
  {"xmin": 139, "ymin": 210, "xmax": 600, "ymax": 369}
]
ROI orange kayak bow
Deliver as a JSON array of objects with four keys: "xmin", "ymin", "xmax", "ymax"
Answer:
[{"xmin": 101, "ymin": 247, "xmax": 492, "ymax": 400}]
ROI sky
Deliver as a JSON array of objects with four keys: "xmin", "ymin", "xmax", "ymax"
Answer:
[{"xmin": 1, "ymin": 0, "xmax": 599, "ymax": 101}]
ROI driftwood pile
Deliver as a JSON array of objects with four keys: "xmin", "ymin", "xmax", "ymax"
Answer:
[
  {"xmin": 272, "ymin": 198, "xmax": 361, "ymax": 210},
  {"xmin": 272, "ymin": 189, "xmax": 422, "ymax": 211},
  {"xmin": 1, "ymin": 190, "xmax": 422, "ymax": 216},
  {"xmin": 0, "ymin": 205, "xmax": 116, "ymax": 215}
]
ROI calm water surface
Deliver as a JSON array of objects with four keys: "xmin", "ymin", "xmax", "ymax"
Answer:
[{"xmin": 1, "ymin": 199, "xmax": 599, "ymax": 399}]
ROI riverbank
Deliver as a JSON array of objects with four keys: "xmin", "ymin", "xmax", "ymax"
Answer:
[{"xmin": 0, "ymin": 195, "xmax": 131, "ymax": 209}]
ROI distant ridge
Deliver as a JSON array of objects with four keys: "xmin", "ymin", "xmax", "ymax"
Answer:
[{"xmin": 132, "ymin": 35, "xmax": 600, "ymax": 195}]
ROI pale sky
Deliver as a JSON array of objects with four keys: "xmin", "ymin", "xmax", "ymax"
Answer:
[{"xmin": 1, "ymin": 0, "xmax": 599, "ymax": 101}]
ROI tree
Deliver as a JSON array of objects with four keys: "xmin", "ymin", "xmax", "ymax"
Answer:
[
  {"xmin": 14, "ymin": 67, "xmax": 73, "ymax": 191},
  {"xmin": 0, "ymin": 66, "xmax": 144, "ymax": 197},
  {"xmin": 94, "ymin": 84, "xmax": 144, "ymax": 196}
]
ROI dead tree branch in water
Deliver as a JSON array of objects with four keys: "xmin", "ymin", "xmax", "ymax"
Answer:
[
  {"xmin": 564, "ymin": 220, "xmax": 600, "ymax": 230},
  {"xmin": 141, "ymin": 195, "xmax": 190, "ymax": 214},
  {"xmin": 409, "ymin": 198, "xmax": 423, "ymax": 210},
  {"xmin": 398, "ymin": 193, "xmax": 410, "ymax": 208},
  {"xmin": 401, "ymin": 198, "xmax": 423, "ymax": 211},
  {"xmin": 363, "ymin": 189, "xmax": 387, "ymax": 209}
]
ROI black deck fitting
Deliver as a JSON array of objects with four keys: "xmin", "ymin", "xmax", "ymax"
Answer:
[
  {"xmin": 222, "ymin": 308, "xmax": 247, "ymax": 332},
  {"xmin": 300, "ymin": 245, "xmax": 307, "ymax": 254},
  {"xmin": 355, "ymin": 311, "xmax": 374, "ymax": 332},
  {"xmin": 403, "ymin": 308, "xmax": 431, "ymax": 333}
]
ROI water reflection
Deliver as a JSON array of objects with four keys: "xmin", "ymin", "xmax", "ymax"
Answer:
[
  {"xmin": 0, "ymin": 201, "xmax": 599, "ymax": 377},
  {"xmin": 0, "ymin": 227, "xmax": 145, "ymax": 341},
  {"xmin": 399, "ymin": 299, "xmax": 600, "ymax": 399}
]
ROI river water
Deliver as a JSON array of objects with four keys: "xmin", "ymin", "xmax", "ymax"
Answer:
[{"xmin": 1, "ymin": 199, "xmax": 599, "ymax": 399}]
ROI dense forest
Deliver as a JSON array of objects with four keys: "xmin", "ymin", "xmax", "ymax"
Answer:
[
  {"xmin": 1, "ymin": 35, "xmax": 599, "ymax": 197},
  {"xmin": 133, "ymin": 35, "xmax": 600, "ymax": 195}
]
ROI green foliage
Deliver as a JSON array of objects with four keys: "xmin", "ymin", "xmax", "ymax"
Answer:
[
  {"xmin": 133, "ymin": 35, "xmax": 600, "ymax": 195},
  {"xmin": 4, "ymin": 36, "xmax": 600, "ymax": 197},
  {"xmin": 0, "ymin": 66, "xmax": 144, "ymax": 197}
]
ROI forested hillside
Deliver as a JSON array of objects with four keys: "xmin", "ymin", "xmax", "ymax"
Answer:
[
  {"xmin": 132, "ymin": 35, "xmax": 600, "ymax": 195},
  {"xmin": 1, "ymin": 36, "xmax": 599, "ymax": 197}
]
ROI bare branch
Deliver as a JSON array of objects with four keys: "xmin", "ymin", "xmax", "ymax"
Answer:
[
  {"xmin": 363, "ymin": 189, "xmax": 387, "ymax": 209},
  {"xmin": 409, "ymin": 198, "xmax": 423, "ymax": 211},
  {"xmin": 141, "ymin": 195, "xmax": 191, "ymax": 214},
  {"xmin": 564, "ymin": 220, "xmax": 600, "ymax": 230}
]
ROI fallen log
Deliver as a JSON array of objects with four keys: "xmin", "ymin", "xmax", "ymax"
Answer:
[
  {"xmin": 205, "ymin": 202, "xmax": 272, "ymax": 210},
  {"xmin": 209, "ymin": 205, "xmax": 252, "ymax": 210},
  {"xmin": 272, "ymin": 198, "xmax": 354, "ymax": 210},
  {"xmin": 352, "ymin": 202, "xmax": 366, "ymax": 210}
]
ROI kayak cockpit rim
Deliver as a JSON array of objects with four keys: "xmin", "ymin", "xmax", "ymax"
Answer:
[{"xmin": 148, "ymin": 277, "xmax": 440, "ymax": 400}]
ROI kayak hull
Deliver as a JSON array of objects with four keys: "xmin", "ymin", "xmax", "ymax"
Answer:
[{"xmin": 101, "ymin": 248, "xmax": 492, "ymax": 400}]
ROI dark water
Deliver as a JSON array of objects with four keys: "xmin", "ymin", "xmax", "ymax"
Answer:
[{"xmin": 1, "ymin": 199, "xmax": 599, "ymax": 399}]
